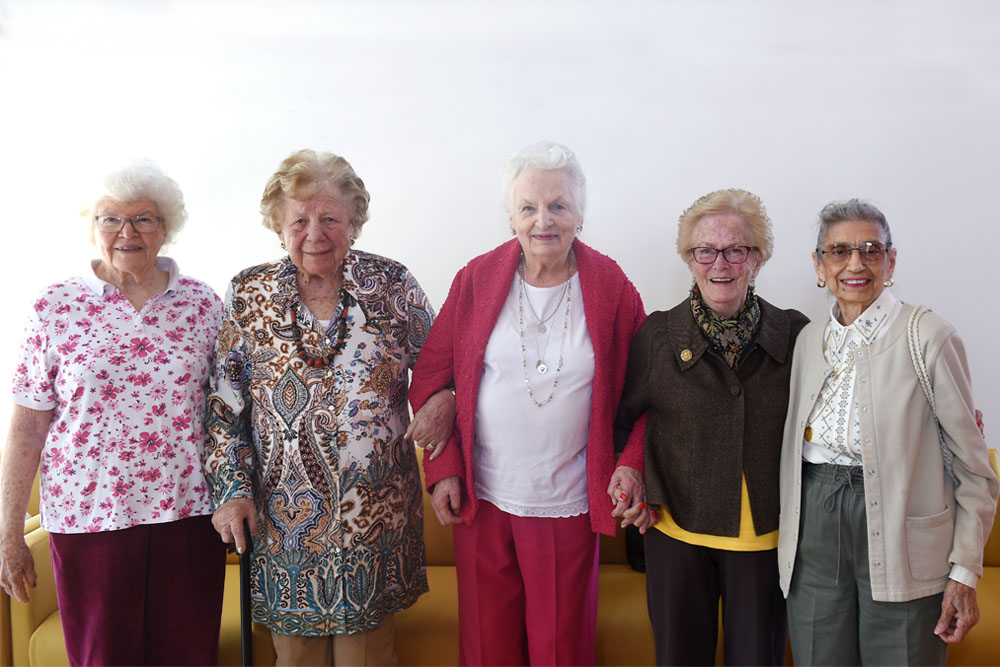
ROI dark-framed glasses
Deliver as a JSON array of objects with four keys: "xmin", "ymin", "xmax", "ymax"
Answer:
[
  {"xmin": 818, "ymin": 242, "xmax": 890, "ymax": 264},
  {"xmin": 94, "ymin": 214, "xmax": 163, "ymax": 233},
  {"xmin": 690, "ymin": 245, "xmax": 755, "ymax": 265}
]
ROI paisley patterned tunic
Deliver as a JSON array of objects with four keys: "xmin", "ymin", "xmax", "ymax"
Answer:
[{"xmin": 204, "ymin": 251, "xmax": 433, "ymax": 635}]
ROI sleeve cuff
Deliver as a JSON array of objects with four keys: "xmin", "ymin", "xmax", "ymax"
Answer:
[{"xmin": 949, "ymin": 564, "xmax": 978, "ymax": 589}]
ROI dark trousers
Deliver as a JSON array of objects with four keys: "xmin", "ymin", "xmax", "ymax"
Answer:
[
  {"xmin": 787, "ymin": 463, "xmax": 948, "ymax": 666},
  {"xmin": 644, "ymin": 528, "xmax": 787, "ymax": 666},
  {"xmin": 50, "ymin": 514, "xmax": 227, "ymax": 667}
]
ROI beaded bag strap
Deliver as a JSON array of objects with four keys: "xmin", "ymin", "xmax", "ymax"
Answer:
[{"xmin": 906, "ymin": 305, "xmax": 958, "ymax": 487}]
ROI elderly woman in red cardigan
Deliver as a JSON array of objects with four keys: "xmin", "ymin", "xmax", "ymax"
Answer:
[{"xmin": 409, "ymin": 141, "xmax": 652, "ymax": 665}]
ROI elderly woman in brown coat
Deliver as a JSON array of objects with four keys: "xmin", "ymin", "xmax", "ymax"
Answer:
[{"xmin": 616, "ymin": 189, "xmax": 808, "ymax": 665}]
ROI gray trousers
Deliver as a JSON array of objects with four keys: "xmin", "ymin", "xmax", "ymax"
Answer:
[{"xmin": 787, "ymin": 463, "xmax": 948, "ymax": 666}]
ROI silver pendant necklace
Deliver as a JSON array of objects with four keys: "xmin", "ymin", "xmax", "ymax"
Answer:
[
  {"xmin": 517, "ymin": 252, "xmax": 574, "ymax": 406},
  {"xmin": 522, "ymin": 275, "xmax": 569, "ymax": 335}
]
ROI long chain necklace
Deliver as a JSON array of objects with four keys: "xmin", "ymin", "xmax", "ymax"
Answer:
[
  {"xmin": 292, "ymin": 295, "xmax": 350, "ymax": 369},
  {"xmin": 518, "ymin": 252, "xmax": 573, "ymax": 407}
]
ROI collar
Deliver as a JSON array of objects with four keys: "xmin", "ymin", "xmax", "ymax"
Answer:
[
  {"xmin": 668, "ymin": 296, "xmax": 792, "ymax": 371},
  {"xmin": 828, "ymin": 289, "xmax": 899, "ymax": 351},
  {"xmin": 83, "ymin": 256, "xmax": 180, "ymax": 295}
]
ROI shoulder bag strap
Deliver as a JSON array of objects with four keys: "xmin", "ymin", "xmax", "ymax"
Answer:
[{"xmin": 907, "ymin": 305, "xmax": 958, "ymax": 486}]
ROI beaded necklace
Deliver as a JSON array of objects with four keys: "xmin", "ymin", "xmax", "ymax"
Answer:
[
  {"xmin": 292, "ymin": 295, "xmax": 350, "ymax": 369},
  {"xmin": 517, "ymin": 251, "xmax": 574, "ymax": 407}
]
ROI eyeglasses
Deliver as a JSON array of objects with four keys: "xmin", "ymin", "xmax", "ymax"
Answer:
[
  {"xmin": 689, "ymin": 246, "xmax": 755, "ymax": 265},
  {"xmin": 817, "ymin": 242, "xmax": 890, "ymax": 264},
  {"xmin": 94, "ymin": 214, "xmax": 163, "ymax": 233}
]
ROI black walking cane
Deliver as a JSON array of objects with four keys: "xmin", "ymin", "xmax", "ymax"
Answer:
[{"xmin": 240, "ymin": 518, "xmax": 254, "ymax": 667}]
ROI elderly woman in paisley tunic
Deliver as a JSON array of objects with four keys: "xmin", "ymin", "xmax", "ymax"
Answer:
[{"xmin": 205, "ymin": 149, "xmax": 454, "ymax": 666}]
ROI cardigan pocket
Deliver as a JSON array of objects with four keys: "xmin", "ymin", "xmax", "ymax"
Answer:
[{"xmin": 904, "ymin": 506, "xmax": 953, "ymax": 581}]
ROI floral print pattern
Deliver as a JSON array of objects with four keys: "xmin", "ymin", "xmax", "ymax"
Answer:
[
  {"xmin": 204, "ymin": 251, "xmax": 433, "ymax": 635},
  {"xmin": 11, "ymin": 258, "xmax": 222, "ymax": 533}
]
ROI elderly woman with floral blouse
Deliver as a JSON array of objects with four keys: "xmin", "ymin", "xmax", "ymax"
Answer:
[
  {"xmin": 205, "ymin": 149, "xmax": 453, "ymax": 666},
  {"xmin": 0, "ymin": 160, "xmax": 225, "ymax": 666}
]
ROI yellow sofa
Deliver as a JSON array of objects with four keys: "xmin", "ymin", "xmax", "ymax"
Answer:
[{"xmin": 7, "ymin": 449, "xmax": 998, "ymax": 666}]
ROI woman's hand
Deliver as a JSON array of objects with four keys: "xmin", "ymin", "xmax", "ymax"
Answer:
[
  {"xmin": 405, "ymin": 389, "xmax": 455, "ymax": 460},
  {"xmin": 430, "ymin": 476, "xmax": 464, "ymax": 526},
  {"xmin": 0, "ymin": 536, "xmax": 36, "ymax": 603},
  {"xmin": 211, "ymin": 497, "xmax": 258, "ymax": 553},
  {"xmin": 935, "ymin": 579, "xmax": 980, "ymax": 643},
  {"xmin": 607, "ymin": 465, "xmax": 656, "ymax": 534}
]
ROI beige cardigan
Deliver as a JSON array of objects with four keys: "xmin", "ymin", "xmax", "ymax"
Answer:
[{"xmin": 778, "ymin": 303, "xmax": 998, "ymax": 602}]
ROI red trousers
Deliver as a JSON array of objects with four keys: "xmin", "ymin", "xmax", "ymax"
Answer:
[
  {"xmin": 49, "ymin": 514, "xmax": 227, "ymax": 666},
  {"xmin": 453, "ymin": 501, "xmax": 599, "ymax": 666}
]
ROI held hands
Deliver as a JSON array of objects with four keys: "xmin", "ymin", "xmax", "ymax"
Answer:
[
  {"xmin": 211, "ymin": 497, "xmax": 258, "ymax": 554},
  {"xmin": 404, "ymin": 389, "xmax": 456, "ymax": 460},
  {"xmin": 430, "ymin": 476, "xmax": 464, "ymax": 526},
  {"xmin": 935, "ymin": 579, "xmax": 980, "ymax": 643},
  {"xmin": 0, "ymin": 535, "xmax": 37, "ymax": 603},
  {"xmin": 608, "ymin": 465, "xmax": 656, "ymax": 534}
]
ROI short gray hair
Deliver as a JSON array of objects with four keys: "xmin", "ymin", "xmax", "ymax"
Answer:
[
  {"xmin": 85, "ymin": 159, "xmax": 187, "ymax": 245},
  {"xmin": 500, "ymin": 141, "xmax": 586, "ymax": 216},
  {"xmin": 816, "ymin": 199, "xmax": 892, "ymax": 250}
]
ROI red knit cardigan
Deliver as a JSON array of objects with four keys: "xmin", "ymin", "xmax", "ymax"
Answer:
[{"xmin": 409, "ymin": 238, "xmax": 647, "ymax": 536}]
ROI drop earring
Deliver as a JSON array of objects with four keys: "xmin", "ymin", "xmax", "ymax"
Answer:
[
  {"xmin": 883, "ymin": 278, "xmax": 894, "ymax": 287},
  {"xmin": 576, "ymin": 225, "xmax": 583, "ymax": 235},
  {"xmin": 816, "ymin": 277, "xmax": 827, "ymax": 288},
  {"xmin": 281, "ymin": 240, "xmax": 287, "ymax": 251}
]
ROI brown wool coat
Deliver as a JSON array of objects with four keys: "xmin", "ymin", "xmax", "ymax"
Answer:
[{"xmin": 615, "ymin": 297, "xmax": 808, "ymax": 538}]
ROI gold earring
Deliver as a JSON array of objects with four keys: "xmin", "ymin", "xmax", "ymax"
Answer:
[
  {"xmin": 510, "ymin": 228, "xmax": 516, "ymax": 236},
  {"xmin": 281, "ymin": 240, "xmax": 286, "ymax": 251},
  {"xmin": 816, "ymin": 277, "xmax": 827, "ymax": 288},
  {"xmin": 350, "ymin": 239, "xmax": 356, "ymax": 246}
]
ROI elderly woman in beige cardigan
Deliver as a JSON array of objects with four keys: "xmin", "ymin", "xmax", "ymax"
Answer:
[{"xmin": 778, "ymin": 199, "xmax": 998, "ymax": 666}]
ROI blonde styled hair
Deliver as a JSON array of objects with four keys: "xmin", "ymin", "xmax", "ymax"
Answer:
[
  {"xmin": 260, "ymin": 149, "xmax": 371, "ymax": 237},
  {"xmin": 676, "ymin": 188, "xmax": 774, "ymax": 266}
]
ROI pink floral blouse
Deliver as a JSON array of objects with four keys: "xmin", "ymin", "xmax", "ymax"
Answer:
[{"xmin": 11, "ymin": 258, "xmax": 222, "ymax": 534}]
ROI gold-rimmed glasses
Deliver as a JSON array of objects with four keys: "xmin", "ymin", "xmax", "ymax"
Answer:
[{"xmin": 817, "ymin": 242, "xmax": 890, "ymax": 265}]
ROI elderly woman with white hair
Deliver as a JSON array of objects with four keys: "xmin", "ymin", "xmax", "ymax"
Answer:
[
  {"xmin": 0, "ymin": 160, "xmax": 226, "ymax": 665},
  {"xmin": 409, "ymin": 141, "xmax": 647, "ymax": 665},
  {"xmin": 205, "ymin": 149, "xmax": 454, "ymax": 666}
]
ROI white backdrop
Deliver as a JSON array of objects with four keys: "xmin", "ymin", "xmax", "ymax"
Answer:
[{"xmin": 1, "ymin": 0, "xmax": 997, "ymax": 433}]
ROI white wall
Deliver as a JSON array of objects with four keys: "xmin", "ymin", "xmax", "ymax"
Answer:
[{"xmin": 1, "ymin": 0, "xmax": 997, "ymax": 432}]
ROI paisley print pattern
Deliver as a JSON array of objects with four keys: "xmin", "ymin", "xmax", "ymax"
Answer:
[{"xmin": 204, "ymin": 251, "xmax": 433, "ymax": 635}]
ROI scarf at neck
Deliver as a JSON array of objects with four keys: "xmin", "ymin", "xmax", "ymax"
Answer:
[{"xmin": 689, "ymin": 283, "xmax": 761, "ymax": 370}]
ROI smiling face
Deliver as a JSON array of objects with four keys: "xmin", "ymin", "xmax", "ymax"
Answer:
[
  {"xmin": 814, "ymin": 218, "xmax": 896, "ymax": 323},
  {"xmin": 93, "ymin": 198, "xmax": 167, "ymax": 280},
  {"xmin": 687, "ymin": 212, "xmax": 760, "ymax": 318},
  {"xmin": 279, "ymin": 187, "xmax": 355, "ymax": 281},
  {"xmin": 510, "ymin": 168, "xmax": 581, "ymax": 269}
]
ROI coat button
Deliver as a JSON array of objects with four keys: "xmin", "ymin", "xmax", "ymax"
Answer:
[
  {"xmin": 730, "ymin": 385, "xmax": 741, "ymax": 396},
  {"xmin": 871, "ymin": 500, "xmax": 878, "ymax": 507},
  {"xmin": 680, "ymin": 349, "xmax": 692, "ymax": 361},
  {"xmin": 873, "ymin": 530, "xmax": 880, "ymax": 537}
]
